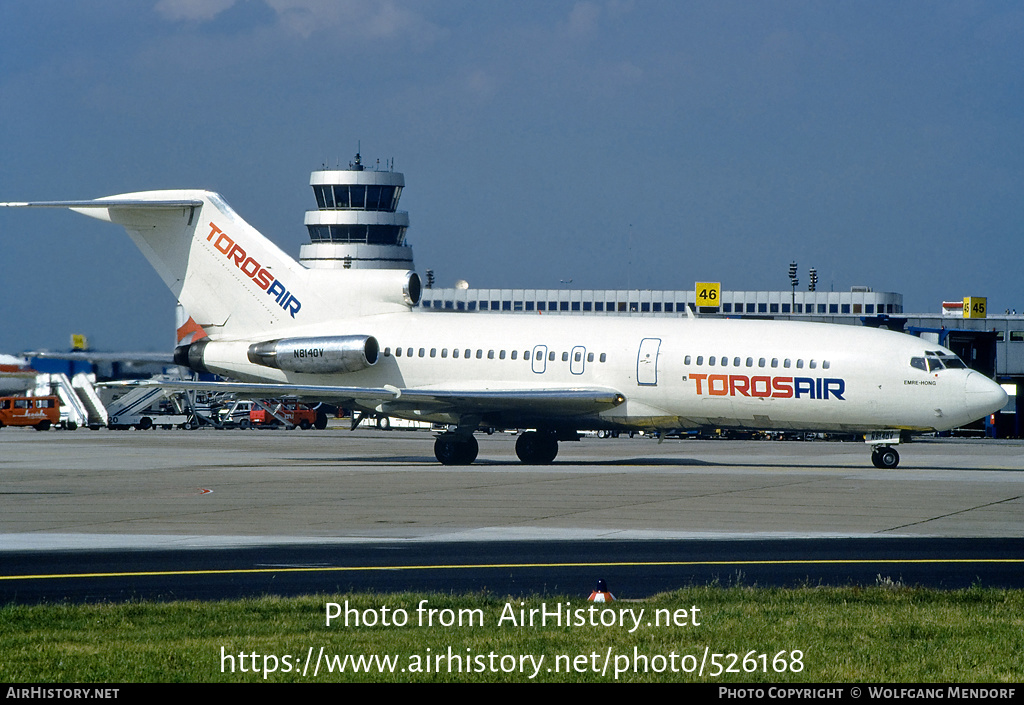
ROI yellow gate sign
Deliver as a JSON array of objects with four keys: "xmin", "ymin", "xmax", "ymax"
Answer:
[
  {"xmin": 695, "ymin": 282, "xmax": 721, "ymax": 309},
  {"xmin": 963, "ymin": 297, "xmax": 987, "ymax": 319}
]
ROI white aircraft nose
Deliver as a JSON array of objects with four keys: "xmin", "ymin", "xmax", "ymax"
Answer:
[{"xmin": 964, "ymin": 372, "xmax": 1008, "ymax": 419}]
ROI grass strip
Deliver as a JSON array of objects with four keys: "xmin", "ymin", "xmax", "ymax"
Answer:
[{"xmin": 2, "ymin": 585, "xmax": 1022, "ymax": 682}]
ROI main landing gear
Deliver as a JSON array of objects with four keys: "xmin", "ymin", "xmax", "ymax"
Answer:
[
  {"xmin": 871, "ymin": 445, "xmax": 900, "ymax": 469},
  {"xmin": 515, "ymin": 430, "xmax": 559, "ymax": 464},
  {"xmin": 432, "ymin": 429, "xmax": 563, "ymax": 465},
  {"xmin": 434, "ymin": 433, "xmax": 479, "ymax": 465}
]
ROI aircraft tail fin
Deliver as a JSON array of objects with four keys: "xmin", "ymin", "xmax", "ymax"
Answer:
[{"xmin": 3, "ymin": 190, "xmax": 419, "ymax": 339}]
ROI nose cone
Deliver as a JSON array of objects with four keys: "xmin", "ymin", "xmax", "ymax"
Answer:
[{"xmin": 965, "ymin": 372, "xmax": 1008, "ymax": 420}]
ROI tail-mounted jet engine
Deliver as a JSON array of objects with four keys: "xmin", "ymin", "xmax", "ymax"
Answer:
[
  {"xmin": 174, "ymin": 336, "xmax": 379, "ymax": 375},
  {"xmin": 247, "ymin": 336, "xmax": 379, "ymax": 374}
]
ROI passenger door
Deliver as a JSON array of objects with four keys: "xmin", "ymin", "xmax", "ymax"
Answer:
[{"xmin": 637, "ymin": 338, "xmax": 661, "ymax": 386}]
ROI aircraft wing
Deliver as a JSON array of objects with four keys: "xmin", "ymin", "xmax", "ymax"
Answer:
[{"xmin": 105, "ymin": 379, "xmax": 626, "ymax": 417}]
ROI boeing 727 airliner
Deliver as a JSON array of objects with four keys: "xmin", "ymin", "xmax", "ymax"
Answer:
[{"xmin": 2, "ymin": 190, "xmax": 1006, "ymax": 467}]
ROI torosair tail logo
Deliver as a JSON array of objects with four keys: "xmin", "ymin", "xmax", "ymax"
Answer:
[{"xmin": 205, "ymin": 222, "xmax": 301, "ymax": 318}]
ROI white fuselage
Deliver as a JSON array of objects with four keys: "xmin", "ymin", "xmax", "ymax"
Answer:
[{"xmin": 195, "ymin": 310, "xmax": 1001, "ymax": 434}]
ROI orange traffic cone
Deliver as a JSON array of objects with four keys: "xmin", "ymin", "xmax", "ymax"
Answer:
[{"xmin": 588, "ymin": 578, "xmax": 615, "ymax": 602}]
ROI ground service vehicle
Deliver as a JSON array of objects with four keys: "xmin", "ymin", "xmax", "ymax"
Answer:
[
  {"xmin": 0, "ymin": 396, "xmax": 61, "ymax": 431},
  {"xmin": 249, "ymin": 399, "xmax": 328, "ymax": 429}
]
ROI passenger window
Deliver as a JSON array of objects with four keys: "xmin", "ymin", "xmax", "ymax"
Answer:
[
  {"xmin": 407, "ymin": 348, "xmax": 413, "ymax": 357},
  {"xmin": 599, "ymin": 353, "xmax": 607, "ymax": 363},
  {"xmin": 684, "ymin": 355, "xmax": 692, "ymax": 365},
  {"xmin": 511, "ymin": 350, "xmax": 518, "ymax": 360},
  {"xmin": 574, "ymin": 351, "xmax": 582, "ymax": 362},
  {"xmin": 524, "ymin": 350, "xmax": 531, "ymax": 360},
  {"xmin": 441, "ymin": 349, "xmax": 447, "ymax": 358},
  {"xmin": 587, "ymin": 353, "xmax": 594, "ymax": 362},
  {"xmin": 384, "ymin": 347, "xmax": 391, "ymax": 357},
  {"xmin": 734, "ymin": 357, "xmax": 741, "ymax": 367},
  {"xmin": 499, "ymin": 350, "xmax": 506, "ymax": 360},
  {"xmin": 784, "ymin": 359, "xmax": 791, "ymax": 368},
  {"xmin": 430, "ymin": 348, "xmax": 437, "ymax": 358},
  {"xmin": 419, "ymin": 348, "xmax": 425, "ymax": 357},
  {"xmin": 823, "ymin": 360, "xmax": 830, "ymax": 369},
  {"xmin": 395, "ymin": 348, "xmax": 402, "ymax": 357},
  {"xmin": 476, "ymin": 350, "xmax": 483, "ymax": 359},
  {"xmin": 771, "ymin": 358, "xmax": 778, "ymax": 368},
  {"xmin": 796, "ymin": 359, "xmax": 804, "ymax": 369},
  {"xmin": 465, "ymin": 349, "xmax": 471, "ymax": 358},
  {"xmin": 709, "ymin": 356, "xmax": 716, "ymax": 366},
  {"xmin": 809, "ymin": 360, "xmax": 816, "ymax": 369},
  {"xmin": 758, "ymin": 358, "xmax": 765, "ymax": 367},
  {"xmin": 488, "ymin": 350, "xmax": 495, "ymax": 359},
  {"xmin": 549, "ymin": 351, "xmax": 555, "ymax": 361},
  {"xmin": 562, "ymin": 352, "xmax": 569, "ymax": 362},
  {"xmin": 696, "ymin": 356, "xmax": 704, "ymax": 365},
  {"xmin": 746, "ymin": 357, "xmax": 754, "ymax": 367},
  {"xmin": 453, "ymin": 349, "xmax": 459, "ymax": 359}
]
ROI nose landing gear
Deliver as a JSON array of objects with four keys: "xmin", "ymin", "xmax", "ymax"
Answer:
[{"xmin": 871, "ymin": 445, "xmax": 900, "ymax": 469}]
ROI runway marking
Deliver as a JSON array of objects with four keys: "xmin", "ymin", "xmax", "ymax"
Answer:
[{"xmin": 3, "ymin": 558, "xmax": 1023, "ymax": 582}]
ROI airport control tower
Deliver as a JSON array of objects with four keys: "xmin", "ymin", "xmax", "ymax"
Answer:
[{"xmin": 299, "ymin": 152, "xmax": 412, "ymax": 270}]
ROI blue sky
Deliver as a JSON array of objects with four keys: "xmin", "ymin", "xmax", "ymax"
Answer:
[{"xmin": 1, "ymin": 1, "xmax": 1021, "ymax": 351}]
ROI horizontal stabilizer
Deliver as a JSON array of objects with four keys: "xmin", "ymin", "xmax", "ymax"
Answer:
[{"xmin": 0, "ymin": 199, "xmax": 203, "ymax": 209}]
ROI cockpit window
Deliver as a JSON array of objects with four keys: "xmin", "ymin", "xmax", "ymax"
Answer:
[
  {"xmin": 940, "ymin": 355, "xmax": 967, "ymax": 369},
  {"xmin": 918, "ymin": 350, "xmax": 969, "ymax": 371}
]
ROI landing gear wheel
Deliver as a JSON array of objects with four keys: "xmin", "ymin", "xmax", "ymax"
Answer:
[
  {"xmin": 871, "ymin": 446, "xmax": 900, "ymax": 469},
  {"xmin": 434, "ymin": 434, "xmax": 479, "ymax": 465},
  {"xmin": 515, "ymin": 431, "xmax": 559, "ymax": 464}
]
